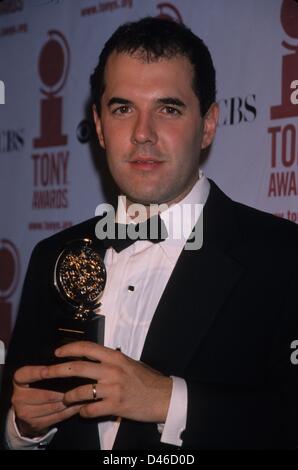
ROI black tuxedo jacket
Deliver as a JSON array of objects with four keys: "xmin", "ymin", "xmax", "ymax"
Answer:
[{"xmin": 1, "ymin": 180, "xmax": 298, "ymax": 449}]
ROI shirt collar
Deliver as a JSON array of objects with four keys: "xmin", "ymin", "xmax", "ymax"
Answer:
[{"xmin": 158, "ymin": 170, "xmax": 210, "ymax": 264}]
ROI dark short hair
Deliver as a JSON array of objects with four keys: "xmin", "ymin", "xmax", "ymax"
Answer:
[{"xmin": 90, "ymin": 16, "xmax": 216, "ymax": 117}]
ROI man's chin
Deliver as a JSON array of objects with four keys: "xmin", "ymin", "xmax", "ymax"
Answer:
[
  {"xmin": 126, "ymin": 196, "xmax": 161, "ymax": 206},
  {"xmin": 124, "ymin": 190, "xmax": 172, "ymax": 206}
]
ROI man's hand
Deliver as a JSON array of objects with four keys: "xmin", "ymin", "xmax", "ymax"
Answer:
[
  {"xmin": 41, "ymin": 341, "xmax": 173, "ymax": 423},
  {"xmin": 12, "ymin": 366, "xmax": 82, "ymax": 438}
]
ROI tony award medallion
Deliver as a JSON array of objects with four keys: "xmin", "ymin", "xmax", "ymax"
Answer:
[{"xmin": 54, "ymin": 238, "xmax": 106, "ymax": 347}]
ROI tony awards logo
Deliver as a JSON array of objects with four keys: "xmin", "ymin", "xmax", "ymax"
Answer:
[
  {"xmin": 34, "ymin": 30, "xmax": 70, "ymax": 148},
  {"xmin": 0, "ymin": 239, "xmax": 20, "ymax": 349},
  {"xmin": 267, "ymin": 0, "xmax": 298, "ymax": 201},
  {"xmin": 271, "ymin": 0, "xmax": 298, "ymax": 119}
]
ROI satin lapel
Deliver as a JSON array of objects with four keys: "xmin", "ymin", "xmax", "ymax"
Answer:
[{"xmin": 140, "ymin": 181, "xmax": 245, "ymax": 375}]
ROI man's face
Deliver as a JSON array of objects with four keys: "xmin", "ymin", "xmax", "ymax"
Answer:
[{"xmin": 94, "ymin": 51, "xmax": 218, "ymax": 206}]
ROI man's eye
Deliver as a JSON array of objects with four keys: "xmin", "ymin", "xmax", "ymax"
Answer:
[
  {"xmin": 112, "ymin": 105, "xmax": 131, "ymax": 114},
  {"xmin": 162, "ymin": 106, "xmax": 181, "ymax": 115}
]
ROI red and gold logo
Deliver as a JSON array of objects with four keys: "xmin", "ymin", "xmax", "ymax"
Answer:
[
  {"xmin": 267, "ymin": 0, "xmax": 298, "ymax": 206},
  {"xmin": 33, "ymin": 30, "xmax": 70, "ymax": 148},
  {"xmin": 31, "ymin": 30, "xmax": 71, "ymax": 214},
  {"xmin": 270, "ymin": 0, "xmax": 298, "ymax": 119}
]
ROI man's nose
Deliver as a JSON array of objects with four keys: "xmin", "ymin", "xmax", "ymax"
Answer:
[{"xmin": 131, "ymin": 112, "xmax": 158, "ymax": 145}]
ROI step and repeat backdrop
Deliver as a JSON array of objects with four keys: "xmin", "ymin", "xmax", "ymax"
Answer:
[{"xmin": 0, "ymin": 0, "xmax": 298, "ymax": 354}]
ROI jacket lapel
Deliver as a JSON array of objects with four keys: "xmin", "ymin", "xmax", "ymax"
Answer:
[{"xmin": 140, "ymin": 180, "xmax": 245, "ymax": 375}]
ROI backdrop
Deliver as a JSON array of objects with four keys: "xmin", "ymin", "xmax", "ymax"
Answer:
[{"xmin": 0, "ymin": 0, "xmax": 297, "ymax": 355}]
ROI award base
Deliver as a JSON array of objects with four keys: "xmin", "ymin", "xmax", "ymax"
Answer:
[
  {"xmin": 56, "ymin": 312, "xmax": 105, "ymax": 347},
  {"xmin": 33, "ymin": 314, "xmax": 105, "ymax": 393}
]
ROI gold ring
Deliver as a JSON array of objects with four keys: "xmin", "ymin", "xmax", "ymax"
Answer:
[{"xmin": 92, "ymin": 383, "xmax": 97, "ymax": 400}]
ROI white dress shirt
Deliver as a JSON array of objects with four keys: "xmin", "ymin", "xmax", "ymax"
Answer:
[{"xmin": 6, "ymin": 172, "xmax": 210, "ymax": 450}]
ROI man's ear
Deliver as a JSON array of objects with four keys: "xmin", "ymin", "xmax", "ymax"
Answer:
[
  {"xmin": 201, "ymin": 102, "xmax": 219, "ymax": 149},
  {"xmin": 92, "ymin": 104, "xmax": 105, "ymax": 149}
]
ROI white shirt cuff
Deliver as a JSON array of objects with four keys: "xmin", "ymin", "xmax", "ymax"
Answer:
[
  {"xmin": 158, "ymin": 376, "xmax": 187, "ymax": 446},
  {"xmin": 5, "ymin": 407, "xmax": 57, "ymax": 450}
]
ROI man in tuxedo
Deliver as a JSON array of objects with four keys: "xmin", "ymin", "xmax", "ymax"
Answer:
[{"xmin": 1, "ymin": 17, "xmax": 298, "ymax": 450}]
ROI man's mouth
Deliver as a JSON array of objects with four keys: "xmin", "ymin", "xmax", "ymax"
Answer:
[{"xmin": 129, "ymin": 157, "xmax": 164, "ymax": 170}]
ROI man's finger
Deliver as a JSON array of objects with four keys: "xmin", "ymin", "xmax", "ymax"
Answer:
[
  {"xmin": 55, "ymin": 341, "xmax": 121, "ymax": 364},
  {"xmin": 41, "ymin": 360, "xmax": 102, "ymax": 380},
  {"xmin": 14, "ymin": 365, "xmax": 50, "ymax": 386},
  {"xmin": 79, "ymin": 396, "xmax": 115, "ymax": 419},
  {"xmin": 15, "ymin": 401, "xmax": 67, "ymax": 420},
  {"xmin": 30, "ymin": 404, "xmax": 82, "ymax": 431},
  {"xmin": 63, "ymin": 382, "xmax": 111, "ymax": 405},
  {"xmin": 12, "ymin": 386, "xmax": 64, "ymax": 405}
]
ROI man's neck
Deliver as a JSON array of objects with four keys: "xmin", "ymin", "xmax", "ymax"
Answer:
[{"xmin": 123, "ymin": 175, "xmax": 201, "ymax": 220}]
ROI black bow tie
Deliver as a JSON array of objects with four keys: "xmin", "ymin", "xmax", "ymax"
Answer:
[{"xmin": 101, "ymin": 214, "xmax": 168, "ymax": 253}]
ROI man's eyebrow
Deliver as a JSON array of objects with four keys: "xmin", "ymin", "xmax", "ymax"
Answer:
[
  {"xmin": 157, "ymin": 97, "xmax": 186, "ymax": 107},
  {"xmin": 107, "ymin": 97, "xmax": 133, "ymax": 107}
]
